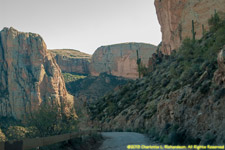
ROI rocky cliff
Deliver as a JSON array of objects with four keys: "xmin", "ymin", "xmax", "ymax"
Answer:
[
  {"xmin": 155, "ymin": 0, "xmax": 225, "ymax": 55},
  {"xmin": 49, "ymin": 49, "xmax": 91, "ymax": 74},
  {"xmin": 0, "ymin": 27, "xmax": 75, "ymax": 120},
  {"xmin": 89, "ymin": 43, "xmax": 157, "ymax": 79}
]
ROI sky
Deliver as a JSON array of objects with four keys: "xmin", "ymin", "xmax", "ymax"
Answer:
[{"xmin": 0, "ymin": 0, "xmax": 161, "ymax": 54}]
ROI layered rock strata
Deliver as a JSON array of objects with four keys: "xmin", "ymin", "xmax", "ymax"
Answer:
[{"xmin": 0, "ymin": 27, "xmax": 75, "ymax": 120}]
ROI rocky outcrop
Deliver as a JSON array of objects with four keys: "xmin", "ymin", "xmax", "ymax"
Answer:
[
  {"xmin": 89, "ymin": 43, "xmax": 157, "ymax": 79},
  {"xmin": 49, "ymin": 49, "xmax": 91, "ymax": 74},
  {"xmin": 0, "ymin": 27, "xmax": 75, "ymax": 120},
  {"xmin": 155, "ymin": 0, "xmax": 225, "ymax": 55},
  {"xmin": 213, "ymin": 46, "xmax": 225, "ymax": 86}
]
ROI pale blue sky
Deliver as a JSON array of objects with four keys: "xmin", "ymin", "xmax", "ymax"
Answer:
[{"xmin": 0, "ymin": 0, "xmax": 161, "ymax": 54}]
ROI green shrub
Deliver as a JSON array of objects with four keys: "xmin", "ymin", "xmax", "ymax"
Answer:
[
  {"xmin": 186, "ymin": 136, "xmax": 201, "ymax": 145},
  {"xmin": 62, "ymin": 73, "xmax": 86, "ymax": 83},
  {"xmin": 115, "ymin": 128, "xmax": 123, "ymax": 132},
  {"xmin": 107, "ymin": 102, "xmax": 117, "ymax": 115},
  {"xmin": 213, "ymin": 88, "xmax": 225, "ymax": 100},
  {"xmin": 208, "ymin": 10, "xmax": 221, "ymax": 31},
  {"xmin": 6, "ymin": 126, "xmax": 29, "ymax": 140},
  {"xmin": 125, "ymin": 128, "xmax": 133, "ymax": 132},
  {"xmin": 202, "ymin": 132, "xmax": 216, "ymax": 145},
  {"xmin": 148, "ymin": 127, "xmax": 159, "ymax": 140},
  {"xmin": 167, "ymin": 125, "xmax": 182, "ymax": 145},
  {"xmin": 27, "ymin": 104, "xmax": 78, "ymax": 137},
  {"xmin": 0, "ymin": 128, "xmax": 6, "ymax": 142},
  {"xmin": 199, "ymin": 81, "xmax": 211, "ymax": 94},
  {"xmin": 161, "ymin": 78, "xmax": 170, "ymax": 87}
]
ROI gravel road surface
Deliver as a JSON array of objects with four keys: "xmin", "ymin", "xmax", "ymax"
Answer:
[
  {"xmin": 98, "ymin": 132, "xmax": 188, "ymax": 150},
  {"xmin": 98, "ymin": 132, "xmax": 157, "ymax": 150}
]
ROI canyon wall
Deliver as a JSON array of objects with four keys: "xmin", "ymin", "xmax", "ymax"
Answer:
[
  {"xmin": 49, "ymin": 49, "xmax": 91, "ymax": 75},
  {"xmin": 155, "ymin": 0, "xmax": 225, "ymax": 55},
  {"xmin": 0, "ymin": 27, "xmax": 75, "ymax": 120},
  {"xmin": 89, "ymin": 43, "xmax": 157, "ymax": 79}
]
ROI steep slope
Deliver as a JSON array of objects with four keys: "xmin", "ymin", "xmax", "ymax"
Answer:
[
  {"xmin": 49, "ymin": 49, "xmax": 91, "ymax": 74},
  {"xmin": 89, "ymin": 19, "xmax": 225, "ymax": 144},
  {"xmin": 66, "ymin": 73, "xmax": 128, "ymax": 103},
  {"xmin": 0, "ymin": 27, "xmax": 75, "ymax": 120},
  {"xmin": 89, "ymin": 43, "xmax": 157, "ymax": 79},
  {"xmin": 155, "ymin": 0, "xmax": 225, "ymax": 55}
]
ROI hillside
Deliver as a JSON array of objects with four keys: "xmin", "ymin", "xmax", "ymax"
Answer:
[
  {"xmin": 66, "ymin": 73, "xmax": 128, "ymax": 103},
  {"xmin": 89, "ymin": 16, "xmax": 225, "ymax": 145}
]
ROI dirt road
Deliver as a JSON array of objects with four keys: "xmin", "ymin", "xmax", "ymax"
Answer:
[
  {"xmin": 98, "ymin": 132, "xmax": 189, "ymax": 150},
  {"xmin": 98, "ymin": 132, "xmax": 157, "ymax": 150}
]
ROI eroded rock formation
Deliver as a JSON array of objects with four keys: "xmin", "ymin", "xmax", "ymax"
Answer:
[
  {"xmin": 155, "ymin": 0, "xmax": 225, "ymax": 55},
  {"xmin": 213, "ymin": 46, "xmax": 225, "ymax": 86},
  {"xmin": 0, "ymin": 27, "xmax": 75, "ymax": 120},
  {"xmin": 89, "ymin": 43, "xmax": 157, "ymax": 79},
  {"xmin": 49, "ymin": 49, "xmax": 91, "ymax": 74}
]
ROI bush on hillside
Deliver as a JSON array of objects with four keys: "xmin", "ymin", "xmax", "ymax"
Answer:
[
  {"xmin": 208, "ymin": 10, "xmax": 221, "ymax": 31},
  {"xmin": 63, "ymin": 73, "xmax": 86, "ymax": 83},
  {"xmin": 0, "ymin": 128, "xmax": 6, "ymax": 142},
  {"xmin": 27, "ymin": 104, "xmax": 78, "ymax": 137},
  {"xmin": 6, "ymin": 126, "xmax": 29, "ymax": 140}
]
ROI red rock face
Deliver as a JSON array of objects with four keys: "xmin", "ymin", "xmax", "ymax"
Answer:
[
  {"xmin": 54, "ymin": 55, "xmax": 90, "ymax": 74},
  {"xmin": 89, "ymin": 43, "xmax": 157, "ymax": 79},
  {"xmin": 155, "ymin": 0, "xmax": 225, "ymax": 55},
  {"xmin": 49, "ymin": 49, "xmax": 91, "ymax": 74},
  {"xmin": 0, "ymin": 27, "xmax": 75, "ymax": 120}
]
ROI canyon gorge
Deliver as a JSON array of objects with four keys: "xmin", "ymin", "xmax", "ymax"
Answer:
[{"xmin": 0, "ymin": 0, "xmax": 225, "ymax": 147}]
